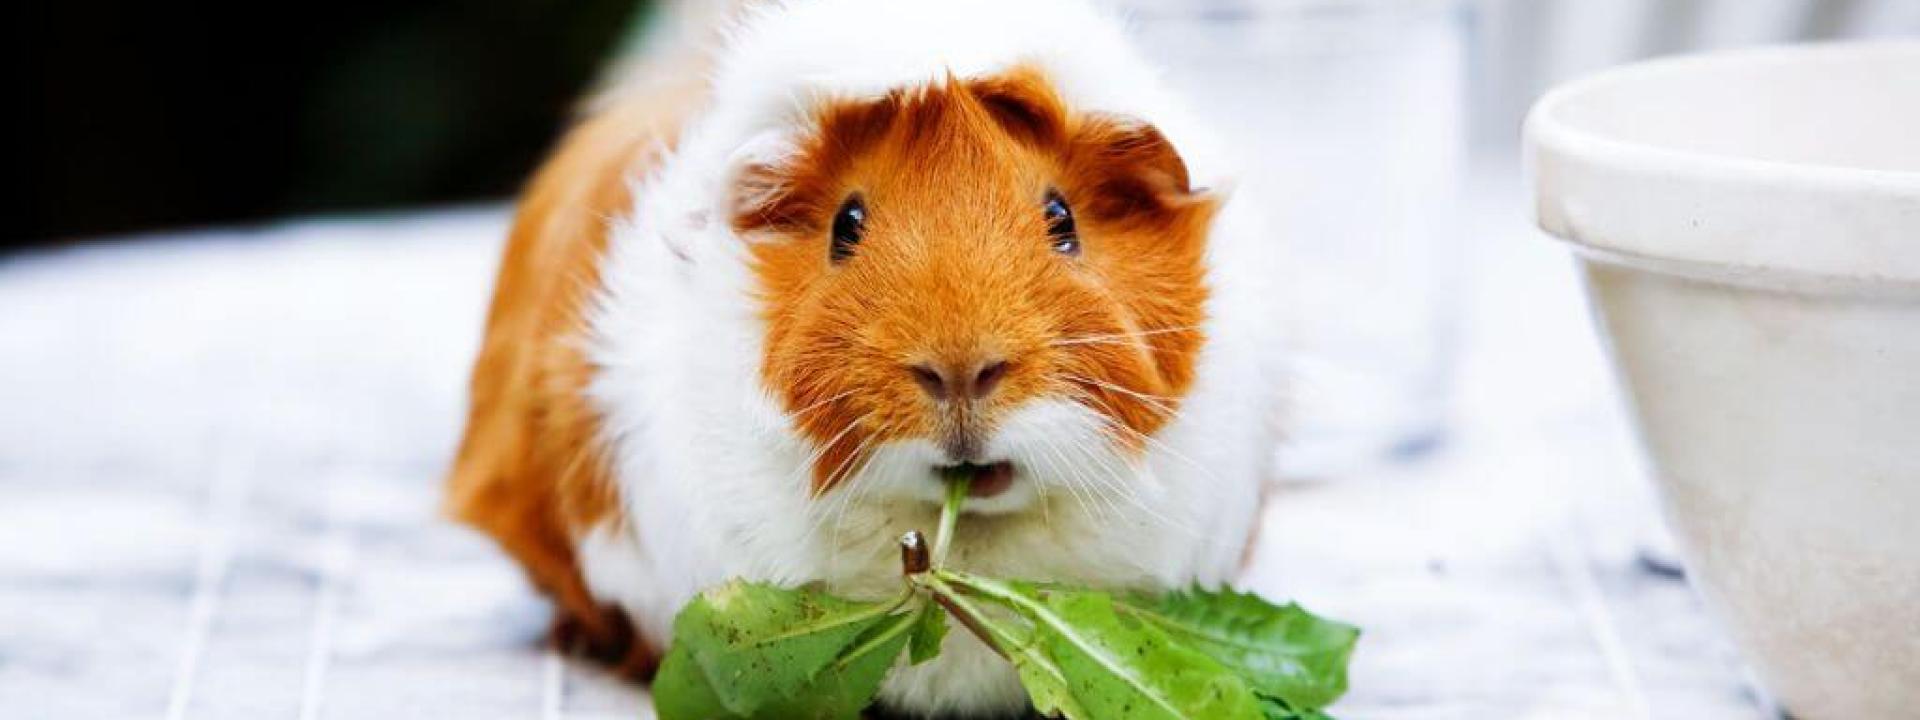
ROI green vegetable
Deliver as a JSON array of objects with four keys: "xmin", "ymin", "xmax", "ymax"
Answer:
[
  {"xmin": 650, "ymin": 582, "xmax": 913, "ymax": 719},
  {"xmin": 651, "ymin": 470, "xmax": 1360, "ymax": 720},
  {"xmin": 1117, "ymin": 587, "xmax": 1358, "ymax": 710},
  {"xmin": 906, "ymin": 601, "xmax": 948, "ymax": 665},
  {"xmin": 1258, "ymin": 695, "xmax": 1338, "ymax": 720},
  {"xmin": 940, "ymin": 572, "xmax": 1265, "ymax": 719}
]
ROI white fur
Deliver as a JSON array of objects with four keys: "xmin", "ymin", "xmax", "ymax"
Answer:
[{"xmin": 578, "ymin": 0, "xmax": 1285, "ymax": 715}]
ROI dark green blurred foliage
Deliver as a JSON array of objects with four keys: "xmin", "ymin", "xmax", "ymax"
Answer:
[{"xmin": 14, "ymin": 0, "xmax": 653, "ymax": 245}]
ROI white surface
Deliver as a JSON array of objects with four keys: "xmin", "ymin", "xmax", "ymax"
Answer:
[
  {"xmin": 1527, "ymin": 43, "xmax": 1920, "ymax": 720},
  {"xmin": 0, "ymin": 159, "xmax": 1765, "ymax": 718}
]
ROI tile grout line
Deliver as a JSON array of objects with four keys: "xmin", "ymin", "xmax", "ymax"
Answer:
[
  {"xmin": 163, "ymin": 448, "xmax": 253, "ymax": 720},
  {"xmin": 297, "ymin": 476, "xmax": 358, "ymax": 720},
  {"xmin": 1546, "ymin": 526, "xmax": 1655, "ymax": 720}
]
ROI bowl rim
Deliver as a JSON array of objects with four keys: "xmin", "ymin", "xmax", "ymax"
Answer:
[
  {"xmin": 1527, "ymin": 40, "xmax": 1920, "ymax": 187},
  {"xmin": 1525, "ymin": 40, "xmax": 1920, "ymax": 288}
]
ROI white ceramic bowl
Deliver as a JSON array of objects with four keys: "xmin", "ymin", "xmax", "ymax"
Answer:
[{"xmin": 1526, "ymin": 42, "xmax": 1920, "ymax": 719}]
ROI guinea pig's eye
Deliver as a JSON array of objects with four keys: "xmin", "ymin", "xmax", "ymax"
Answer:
[
  {"xmin": 830, "ymin": 194, "xmax": 866, "ymax": 264},
  {"xmin": 1043, "ymin": 190, "xmax": 1079, "ymax": 256}
]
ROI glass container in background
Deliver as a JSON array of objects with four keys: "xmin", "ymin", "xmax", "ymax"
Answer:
[{"xmin": 1120, "ymin": 0, "xmax": 1468, "ymax": 477}]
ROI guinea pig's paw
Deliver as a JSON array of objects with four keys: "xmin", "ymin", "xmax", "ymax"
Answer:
[{"xmin": 547, "ymin": 604, "xmax": 659, "ymax": 681}]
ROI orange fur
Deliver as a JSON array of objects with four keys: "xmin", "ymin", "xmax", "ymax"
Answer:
[
  {"xmin": 445, "ymin": 74, "xmax": 699, "ymax": 676},
  {"xmin": 448, "ymin": 62, "xmax": 1215, "ymax": 681},
  {"xmin": 739, "ymin": 67, "xmax": 1216, "ymax": 493}
]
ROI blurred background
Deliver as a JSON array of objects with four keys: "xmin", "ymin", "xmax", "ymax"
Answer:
[
  {"xmin": 3, "ymin": 1, "xmax": 1915, "ymax": 718},
  {"xmin": 14, "ymin": 0, "xmax": 648, "ymax": 244},
  {"xmin": 13, "ymin": 0, "xmax": 1915, "ymax": 247}
]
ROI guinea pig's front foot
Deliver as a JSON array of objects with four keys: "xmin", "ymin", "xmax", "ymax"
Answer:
[{"xmin": 546, "ymin": 604, "xmax": 659, "ymax": 681}]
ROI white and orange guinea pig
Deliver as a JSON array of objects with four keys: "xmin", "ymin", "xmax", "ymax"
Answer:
[{"xmin": 447, "ymin": 0, "xmax": 1286, "ymax": 715}]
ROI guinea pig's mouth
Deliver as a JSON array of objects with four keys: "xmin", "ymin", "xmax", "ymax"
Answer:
[{"xmin": 938, "ymin": 461, "xmax": 1016, "ymax": 499}]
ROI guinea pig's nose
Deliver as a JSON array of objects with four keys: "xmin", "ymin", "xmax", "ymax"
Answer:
[{"xmin": 909, "ymin": 358, "xmax": 1009, "ymax": 401}]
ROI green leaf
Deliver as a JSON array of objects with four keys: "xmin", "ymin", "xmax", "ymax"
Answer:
[
  {"xmin": 1257, "ymin": 694, "xmax": 1337, "ymax": 720},
  {"xmin": 652, "ymin": 581, "xmax": 912, "ymax": 720},
  {"xmin": 1038, "ymin": 590, "xmax": 1266, "ymax": 720},
  {"xmin": 1116, "ymin": 586, "xmax": 1359, "ymax": 710},
  {"xmin": 907, "ymin": 603, "xmax": 948, "ymax": 665},
  {"xmin": 1008, "ymin": 637, "xmax": 1089, "ymax": 719},
  {"xmin": 651, "ymin": 481, "xmax": 1363, "ymax": 720},
  {"xmin": 922, "ymin": 575, "xmax": 1090, "ymax": 718},
  {"xmin": 653, "ymin": 643, "xmax": 731, "ymax": 720},
  {"xmin": 941, "ymin": 572, "xmax": 1264, "ymax": 720},
  {"xmin": 747, "ymin": 610, "xmax": 918, "ymax": 719}
]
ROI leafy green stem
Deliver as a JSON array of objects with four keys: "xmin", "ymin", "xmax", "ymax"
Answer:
[
  {"xmin": 929, "ymin": 569, "xmax": 1034, "ymax": 614},
  {"xmin": 916, "ymin": 572, "xmax": 1020, "ymax": 660},
  {"xmin": 920, "ymin": 572, "xmax": 1080, "ymax": 710},
  {"xmin": 936, "ymin": 569, "xmax": 1193, "ymax": 717},
  {"xmin": 830, "ymin": 607, "xmax": 922, "ymax": 672},
  {"xmin": 932, "ymin": 468, "xmax": 971, "ymax": 568}
]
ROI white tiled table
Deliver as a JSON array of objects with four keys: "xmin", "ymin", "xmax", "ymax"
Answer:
[{"xmin": 0, "ymin": 159, "xmax": 1768, "ymax": 719}]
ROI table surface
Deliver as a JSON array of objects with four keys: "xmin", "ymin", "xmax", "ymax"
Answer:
[{"xmin": 0, "ymin": 158, "xmax": 1771, "ymax": 719}]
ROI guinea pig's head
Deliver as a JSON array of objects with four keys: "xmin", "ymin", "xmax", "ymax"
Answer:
[{"xmin": 734, "ymin": 67, "xmax": 1217, "ymax": 510}]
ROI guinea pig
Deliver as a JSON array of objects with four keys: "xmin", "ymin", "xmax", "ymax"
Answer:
[{"xmin": 446, "ymin": 0, "xmax": 1287, "ymax": 715}]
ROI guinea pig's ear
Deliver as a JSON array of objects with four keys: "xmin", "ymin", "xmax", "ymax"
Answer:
[
  {"xmin": 727, "ymin": 130, "xmax": 817, "ymax": 238},
  {"xmin": 969, "ymin": 66, "xmax": 1069, "ymax": 148},
  {"xmin": 1064, "ymin": 115, "xmax": 1216, "ymax": 232}
]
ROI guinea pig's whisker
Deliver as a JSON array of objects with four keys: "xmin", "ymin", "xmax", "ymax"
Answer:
[
  {"xmin": 1067, "ymin": 430, "xmax": 1201, "ymax": 539},
  {"xmin": 837, "ymin": 426, "xmax": 892, "ymax": 521},
  {"xmin": 1026, "ymin": 434, "xmax": 1080, "ymax": 512},
  {"xmin": 1049, "ymin": 429, "xmax": 1126, "ymax": 525},
  {"xmin": 1061, "ymin": 373, "xmax": 1183, "ymax": 420},
  {"xmin": 1059, "ymin": 372, "xmax": 1182, "ymax": 405},
  {"xmin": 1049, "ymin": 411, "xmax": 1150, "ymax": 514},
  {"xmin": 823, "ymin": 431, "xmax": 885, "ymax": 579},
  {"xmin": 1095, "ymin": 412, "xmax": 1226, "ymax": 494},
  {"xmin": 1048, "ymin": 337, "xmax": 1202, "ymax": 356},
  {"xmin": 794, "ymin": 411, "xmax": 873, "ymax": 524},
  {"xmin": 1054, "ymin": 433, "xmax": 1127, "ymax": 522},
  {"xmin": 752, "ymin": 388, "xmax": 860, "ymax": 441},
  {"xmin": 808, "ymin": 425, "xmax": 889, "ymax": 570},
  {"xmin": 1059, "ymin": 410, "xmax": 1190, "ymax": 541},
  {"xmin": 1029, "ymin": 455, "xmax": 1055, "ymax": 531},
  {"xmin": 1048, "ymin": 337, "xmax": 1142, "ymax": 350},
  {"xmin": 810, "ymin": 413, "xmax": 870, "ymax": 468},
  {"xmin": 1053, "ymin": 437, "xmax": 1121, "ymax": 524},
  {"xmin": 1062, "ymin": 385, "xmax": 1149, "ymax": 438},
  {"xmin": 817, "ymin": 428, "xmax": 878, "ymax": 507},
  {"xmin": 1050, "ymin": 325, "xmax": 1202, "ymax": 347},
  {"xmin": 1031, "ymin": 433, "xmax": 1103, "ymax": 523},
  {"xmin": 787, "ymin": 389, "xmax": 857, "ymax": 421},
  {"xmin": 1061, "ymin": 385, "xmax": 1220, "ymax": 509}
]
